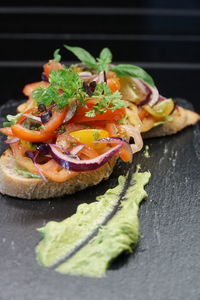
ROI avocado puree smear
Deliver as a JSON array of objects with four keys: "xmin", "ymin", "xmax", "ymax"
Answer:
[{"xmin": 36, "ymin": 171, "xmax": 151, "ymax": 277}]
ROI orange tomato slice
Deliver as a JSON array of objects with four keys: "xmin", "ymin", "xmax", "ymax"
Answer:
[
  {"xmin": 107, "ymin": 78, "xmax": 121, "ymax": 92},
  {"xmin": 43, "ymin": 60, "xmax": 64, "ymax": 78},
  {"xmin": 23, "ymin": 81, "xmax": 49, "ymax": 97},
  {"xmin": 11, "ymin": 106, "xmax": 68, "ymax": 142},
  {"xmin": 71, "ymin": 100, "xmax": 126, "ymax": 123},
  {"xmin": 0, "ymin": 127, "xmax": 14, "ymax": 137}
]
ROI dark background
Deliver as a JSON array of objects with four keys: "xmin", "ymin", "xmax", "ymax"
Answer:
[
  {"xmin": 1, "ymin": 3, "xmax": 200, "ymax": 300},
  {"xmin": 0, "ymin": 1, "xmax": 200, "ymax": 112}
]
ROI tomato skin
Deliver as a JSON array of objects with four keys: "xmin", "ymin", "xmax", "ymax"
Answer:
[
  {"xmin": 43, "ymin": 60, "xmax": 63, "ymax": 78},
  {"xmin": 23, "ymin": 81, "xmax": 49, "ymax": 97},
  {"xmin": 107, "ymin": 78, "xmax": 121, "ymax": 92},
  {"xmin": 105, "ymin": 122, "xmax": 118, "ymax": 136},
  {"xmin": 43, "ymin": 106, "xmax": 68, "ymax": 135},
  {"xmin": 119, "ymin": 148, "xmax": 132, "ymax": 162},
  {"xmin": 11, "ymin": 106, "xmax": 68, "ymax": 142},
  {"xmin": 138, "ymin": 108, "xmax": 149, "ymax": 120},
  {"xmin": 11, "ymin": 142, "xmax": 78, "ymax": 182},
  {"xmin": 11, "ymin": 125, "xmax": 55, "ymax": 142},
  {"xmin": 71, "ymin": 100, "xmax": 126, "ymax": 123}
]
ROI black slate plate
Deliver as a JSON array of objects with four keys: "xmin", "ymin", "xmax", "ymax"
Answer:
[{"xmin": 0, "ymin": 99, "xmax": 200, "ymax": 300}]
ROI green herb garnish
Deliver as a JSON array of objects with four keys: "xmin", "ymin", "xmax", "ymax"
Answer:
[
  {"xmin": 64, "ymin": 45, "xmax": 112, "ymax": 72},
  {"xmin": 53, "ymin": 49, "xmax": 61, "ymax": 62},
  {"xmin": 85, "ymin": 83, "xmax": 127, "ymax": 117},
  {"xmin": 110, "ymin": 64, "xmax": 155, "ymax": 87},
  {"xmin": 16, "ymin": 168, "xmax": 41, "ymax": 179},
  {"xmin": 3, "ymin": 113, "xmax": 22, "ymax": 127},
  {"xmin": 64, "ymin": 45, "xmax": 154, "ymax": 86},
  {"xmin": 33, "ymin": 68, "xmax": 83, "ymax": 109}
]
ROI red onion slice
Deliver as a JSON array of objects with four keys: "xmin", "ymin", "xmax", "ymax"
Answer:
[
  {"xmin": 22, "ymin": 114, "xmax": 42, "ymax": 123},
  {"xmin": 26, "ymin": 150, "xmax": 47, "ymax": 182},
  {"xmin": 141, "ymin": 80, "xmax": 159, "ymax": 107},
  {"xmin": 93, "ymin": 137, "xmax": 133, "ymax": 160},
  {"xmin": 4, "ymin": 137, "xmax": 20, "ymax": 144},
  {"xmin": 133, "ymin": 78, "xmax": 149, "ymax": 97},
  {"xmin": 119, "ymin": 125, "xmax": 143, "ymax": 154},
  {"xmin": 64, "ymin": 101, "xmax": 77, "ymax": 123},
  {"xmin": 33, "ymin": 155, "xmax": 47, "ymax": 182},
  {"xmin": 79, "ymin": 72, "xmax": 97, "ymax": 82},
  {"xmin": 49, "ymin": 144, "xmax": 121, "ymax": 172},
  {"xmin": 79, "ymin": 71, "xmax": 92, "ymax": 77},
  {"xmin": 70, "ymin": 144, "xmax": 84, "ymax": 155},
  {"xmin": 51, "ymin": 143, "xmax": 70, "ymax": 155}
]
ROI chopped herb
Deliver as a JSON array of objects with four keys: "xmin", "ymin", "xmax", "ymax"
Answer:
[
  {"xmin": 69, "ymin": 142, "xmax": 77, "ymax": 148},
  {"xmin": 85, "ymin": 110, "xmax": 96, "ymax": 117},
  {"xmin": 93, "ymin": 130, "xmax": 100, "ymax": 140},
  {"xmin": 30, "ymin": 123, "xmax": 45, "ymax": 130},
  {"xmin": 23, "ymin": 121, "xmax": 30, "ymax": 129},
  {"xmin": 57, "ymin": 125, "xmax": 66, "ymax": 133},
  {"xmin": 3, "ymin": 113, "xmax": 22, "ymax": 127},
  {"xmin": 3, "ymin": 121, "xmax": 11, "ymax": 127},
  {"xmin": 33, "ymin": 68, "xmax": 83, "ymax": 109},
  {"xmin": 16, "ymin": 168, "xmax": 41, "ymax": 179}
]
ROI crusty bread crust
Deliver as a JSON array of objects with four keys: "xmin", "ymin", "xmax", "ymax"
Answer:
[
  {"xmin": 142, "ymin": 106, "xmax": 200, "ymax": 138},
  {"xmin": 0, "ymin": 149, "xmax": 117, "ymax": 199}
]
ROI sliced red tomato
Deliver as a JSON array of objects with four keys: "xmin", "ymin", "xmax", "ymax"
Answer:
[
  {"xmin": 0, "ymin": 127, "xmax": 14, "ymax": 137},
  {"xmin": 43, "ymin": 60, "xmax": 63, "ymax": 79},
  {"xmin": 23, "ymin": 81, "xmax": 49, "ymax": 97},
  {"xmin": 78, "ymin": 145, "xmax": 99, "ymax": 159},
  {"xmin": 107, "ymin": 71, "xmax": 117, "ymax": 79},
  {"xmin": 138, "ymin": 108, "xmax": 149, "ymax": 120},
  {"xmin": 40, "ymin": 159, "xmax": 78, "ymax": 182},
  {"xmin": 119, "ymin": 148, "xmax": 132, "ymax": 162},
  {"xmin": 17, "ymin": 108, "xmax": 38, "ymax": 124},
  {"xmin": 71, "ymin": 100, "xmax": 126, "ymax": 123},
  {"xmin": 107, "ymin": 78, "xmax": 121, "ymax": 92},
  {"xmin": 11, "ymin": 106, "xmax": 68, "ymax": 142},
  {"xmin": 11, "ymin": 125, "xmax": 55, "ymax": 142},
  {"xmin": 105, "ymin": 122, "xmax": 118, "ymax": 136},
  {"xmin": 10, "ymin": 142, "xmax": 78, "ymax": 182},
  {"xmin": 10, "ymin": 142, "xmax": 37, "ymax": 173}
]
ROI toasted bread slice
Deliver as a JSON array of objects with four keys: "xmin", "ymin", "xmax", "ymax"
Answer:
[
  {"xmin": 0, "ymin": 149, "xmax": 117, "ymax": 199},
  {"xmin": 142, "ymin": 106, "xmax": 200, "ymax": 138}
]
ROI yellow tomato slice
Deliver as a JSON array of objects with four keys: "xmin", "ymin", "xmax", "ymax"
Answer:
[
  {"xmin": 144, "ymin": 99, "xmax": 174, "ymax": 120},
  {"xmin": 70, "ymin": 129, "xmax": 109, "ymax": 150}
]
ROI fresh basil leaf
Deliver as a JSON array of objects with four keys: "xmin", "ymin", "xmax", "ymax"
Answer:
[
  {"xmin": 64, "ymin": 45, "xmax": 97, "ymax": 69},
  {"xmin": 53, "ymin": 49, "xmax": 61, "ymax": 62},
  {"xmin": 110, "ymin": 64, "xmax": 155, "ymax": 86},
  {"xmin": 98, "ymin": 48, "xmax": 112, "ymax": 71}
]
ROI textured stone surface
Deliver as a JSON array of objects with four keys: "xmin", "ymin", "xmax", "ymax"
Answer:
[{"xmin": 0, "ymin": 99, "xmax": 199, "ymax": 300}]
